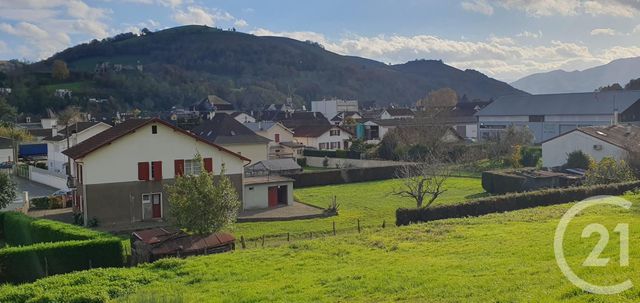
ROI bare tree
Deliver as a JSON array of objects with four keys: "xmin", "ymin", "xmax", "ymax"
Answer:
[
  {"xmin": 391, "ymin": 160, "xmax": 451, "ymax": 208},
  {"xmin": 57, "ymin": 107, "xmax": 82, "ymax": 175}
]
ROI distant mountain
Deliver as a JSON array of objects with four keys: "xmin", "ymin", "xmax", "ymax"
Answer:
[
  {"xmin": 12, "ymin": 25, "xmax": 525, "ymax": 114},
  {"xmin": 511, "ymin": 57, "xmax": 640, "ymax": 94}
]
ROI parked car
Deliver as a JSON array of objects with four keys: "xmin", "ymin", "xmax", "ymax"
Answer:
[
  {"xmin": 0, "ymin": 161, "xmax": 13, "ymax": 169},
  {"xmin": 51, "ymin": 189, "xmax": 73, "ymax": 207}
]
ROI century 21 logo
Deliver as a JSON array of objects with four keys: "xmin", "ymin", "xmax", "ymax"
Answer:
[{"xmin": 554, "ymin": 196, "xmax": 633, "ymax": 295}]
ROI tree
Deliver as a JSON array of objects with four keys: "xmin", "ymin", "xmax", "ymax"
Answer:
[
  {"xmin": 487, "ymin": 125, "xmax": 534, "ymax": 162},
  {"xmin": 52, "ymin": 60, "xmax": 70, "ymax": 80},
  {"xmin": 597, "ymin": 83, "xmax": 623, "ymax": 92},
  {"xmin": 57, "ymin": 107, "xmax": 82, "ymax": 175},
  {"xmin": 564, "ymin": 150, "xmax": 592, "ymax": 169},
  {"xmin": 0, "ymin": 122, "xmax": 32, "ymax": 174},
  {"xmin": 584, "ymin": 157, "xmax": 636, "ymax": 185},
  {"xmin": 165, "ymin": 155, "xmax": 240, "ymax": 235},
  {"xmin": 416, "ymin": 87, "xmax": 458, "ymax": 110},
  {"xmin": 391, "ymin": 160, "xmax": 451, "ymax": 208},
  {"xmin": 0, "ymin": 97, "xmax": 17, "ymax": 122},
  {"xmin": 625, "ymin": 78, "xmax": 640, "ymax": 90},
  {"xmin": 0, "ymin": 172, "xmax": 16, "ymax": 209}
]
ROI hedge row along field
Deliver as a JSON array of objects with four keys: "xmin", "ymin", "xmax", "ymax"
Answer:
[
  {"xmin": 396, "ymin": 180, "xmax": 640, "ymax": 225},
  {"xmin": 0, "ymin": 212, "xmax": 125, "ymax": 283}
]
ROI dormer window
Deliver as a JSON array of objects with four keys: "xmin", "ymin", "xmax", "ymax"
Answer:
[{"xmin": 152, "ymin": 125, "xmax": 158, "ymax": 134}]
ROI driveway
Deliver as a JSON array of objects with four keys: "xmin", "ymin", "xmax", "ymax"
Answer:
[{"xmin": 1, "ymin": 176, "xmax": 58, "ymax": 211}]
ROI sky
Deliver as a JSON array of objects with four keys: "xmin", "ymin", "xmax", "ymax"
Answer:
[{"xmin": 1, "ymin": 0, "xmax": 640, "ymax": 82}]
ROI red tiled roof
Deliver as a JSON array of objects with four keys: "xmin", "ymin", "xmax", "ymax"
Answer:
[{"xmin": 62, "ymin": 118, "xmax": 250, "ymax": 162}]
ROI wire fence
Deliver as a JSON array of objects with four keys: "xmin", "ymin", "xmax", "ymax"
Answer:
[{"xmin": 237, "ymin": 218, "xmax": 392, "ymax": 249}]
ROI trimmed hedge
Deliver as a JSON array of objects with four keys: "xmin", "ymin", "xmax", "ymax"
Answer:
[
  {"xmin": 396, "ymin": 180, "xmax": 640, "ymax": 226},
  {"xmin": 303, "ymin": 149, "xmax": 361, "ymax": 159},
  {"xmin": 2, "ymin": 212, "xmax": 109, "ymax": 246},
  {"xmin": 291, "ymin": 166, "xmax": 402, "ymax": 188},
  {"xmin": 0, "ymin": 238, "xmax": 124, "ymax": 283},
  {"xmin": 0, "ymin": 212, "xmax": 124, "ymax": 283}
]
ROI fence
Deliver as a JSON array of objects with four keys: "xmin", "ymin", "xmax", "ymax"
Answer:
[
  {"xmin": 303, "ymin": 149, "xmax": 362, "ymax": 159},
  {"xmin": 237, "ymin": 218, "xmax": 391, "ymax": 249},
  {"xmin": 305, "ymin": 156, "xmax": 407, "ymax": 168}
]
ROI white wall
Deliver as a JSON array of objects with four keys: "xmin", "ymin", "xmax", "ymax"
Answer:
[
  {"xmin": 243, "ymin": 181, "xmax": 293, "ymax": 210},
  {"xmin": 380, "ymin": 111, "xmax": 413, "ymax": 120},
  {"xmin": 0, "ymin": 148, "xmax": 11, "ymax": 162},
  {"xmin": 81, "ymin": 123, "xmax": 246, "ymax": 185},
  {"xmin": 305, "ymin": 156, "xmax": 407, "ymax": 168},
  {"xmin": 255, "ymin": 124, "xmax": 293, "ymax": 148},
  {"xmin": 542, "ymin": 131, "xmax": 626, "ymax": 167},
  {"xmin": 48, "ymin": 123, "xmax": 112, "ymax": 174},
  {"xmin": 221, "ymin": 143, "xmax": 268, "ymax": 165},
  {"xmin": 30, "ymin": 166, "xmax": 68, "ymax": 190},
  {"xmin": 478, "ymin": 115, "xmax": 529, "ymax": 122}
]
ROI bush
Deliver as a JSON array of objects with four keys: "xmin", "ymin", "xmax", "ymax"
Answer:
[
  {"xmin": 0, "ymin": 238, "xmax": 124, "ymax": 283},
  {"xmin": 584, "ymin": 157, "xmax": 636, "ymax": 186},
  {"xmin": 0, "ymin": 212, "xmax": 124, "ymax": 283},
  {"xmin": 520, "ymin": 146, "xmax": 541, "ymax": 167},
  {"xmin": 30, "ymin": 197, "xmax": 64, "ymax": 210},
  {"xmin": 296, "ymin": 157, "xmax": 307, "ymax": 167},
  {"xmin": 396, "ymin": 180, "xmax": 640, "ymax": 226},
  {"xmin": 564, "ymin": 150, "xmax": 592, "ymax": 169}
]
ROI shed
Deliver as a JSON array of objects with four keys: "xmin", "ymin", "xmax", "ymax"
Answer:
[
  {"xmin": 243, "ymin": 175, "xmax": 295, "ymax": 210},
  {"xmin": 130, "ymin": 228, "xmax": 235, "ymax": 265},
  {"xmin": 245, "ymin": 158, "xmax": 302, "ymax": 177}
]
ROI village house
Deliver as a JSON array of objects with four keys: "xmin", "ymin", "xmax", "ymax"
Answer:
[
  {"xmin": 230, "ymin": 112, "xmax": 256, "ymax": 123},
  {"xmin": 542, "ymin": 124, "xmax": 640, "ymax": 168},
  {"xmin": 476, "ymin": 91, "xmax": 640, "ymax": 143},
  {"xmin": 330, "ymin": 112, "xmax": 362, "ymax": 125},
  {"xmin": 43, "ymin": 122, "xmax": 112, "ymax": 174},
  {"xmin": 190, "ymin": 95, "xmax": 235, "ymax": 119},
  {"xmin": 434, "ymin": 101, "xmax": 490, "ymax": 140},
  {"xmin": 311, "ymin": 99, "xmax": 359, "ymax": 121},
  {"xmin": 62, "ymin": 118, "xmax": 250, "ymax": 226},
  {"xmin": 379, "ymin": 108, "xmax": 415, "ymax": 120},
  {"xmin": 294, "ymin": 124, "xmax": 353, "ymax": 150},
  {"xmin": 191, "ymin": 113, "xmax": 270, "ymax": 163},
  {"xmin": 244, "ymin": 121, "xmax": 304, "ymax": 159}
]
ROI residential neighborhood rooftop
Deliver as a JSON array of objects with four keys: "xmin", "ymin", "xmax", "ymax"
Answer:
[{"xmin": 191, "ymin": 113, "xmax": 271, "ymax": 145}]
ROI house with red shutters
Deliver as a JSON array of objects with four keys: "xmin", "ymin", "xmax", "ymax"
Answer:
[{"xmin": 63, "ymin": 118, "xmax": 250, "ymax": 227}]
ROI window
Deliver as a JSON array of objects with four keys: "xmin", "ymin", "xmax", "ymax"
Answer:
[
  {"xmin": 319, "ymin": 143, "xmax": 328, "ymax": 150},
  {"xmin": 151, "ymin": 125, "xmax": 158, "ymax": 134},
  {"xmin": 330, "ymin": 129, "xmax": 341, "ymax": 136},
  {"xmin": 275, "ymin": 133, "xmax": 280, "ymax": 143},
  {"xmin": 330, "ymin": 142, "xmax": 341, "ymax": 149},
  {"xmin": 529, "ymin": 115, "xmax": 545, "ymax": 122},
  {"xmin": 184, "ymin": 159, "xmax": 202, "ymax": 175},
  {"xmin": 151, "ymin": 161, "xmax": 162, "ymax": 180}
]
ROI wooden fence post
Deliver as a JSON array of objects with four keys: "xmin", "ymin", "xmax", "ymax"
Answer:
[
  {"xmin": 382, "ymin": 220, "xmax": 386, "ymax": 228},
  {"xmin": 261, "ymin": 235, "xmax": 265, "ymax": 248},
  {"xmin": 287, "ymin": 232, "xmax": 290, "ymax": 242},
  {"xmin": 333, "ymin": 221, "xmax": 336, "ymax": 236},
  {"xmin": 240, "ymin": 236, "xmax": 246, "ymax": 249},
  {"xmin": 357, "ymin": 219, "xmax": 361, "ymax": 233}
]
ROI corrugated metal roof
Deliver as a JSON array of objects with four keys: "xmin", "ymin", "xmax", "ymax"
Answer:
[{"xmin": 476, "ymin": 91, "xmax": 640, "ymax": 116}]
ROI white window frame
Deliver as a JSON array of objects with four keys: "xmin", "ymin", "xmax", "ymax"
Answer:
[
  {"xmin": 184, "ymin": 159, "xmax": 202, "ymax": 175},
  {"xmin": 141, "ymin": 192, "xmax": 163, "ymax": 220}
]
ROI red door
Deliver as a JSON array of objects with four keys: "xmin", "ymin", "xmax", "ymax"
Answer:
[
  {"xmin": 151, "ymin": 194, "xmax": 162, "ymax": 218},
  {"xmin": 268, "ymin": 186, "xmax": 278, "ymax": 207}
]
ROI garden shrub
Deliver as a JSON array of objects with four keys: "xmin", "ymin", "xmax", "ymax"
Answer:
[
  {"xmin": 396, "ymin": 180, "xmax": 640, "ymax": 226},
  {"xmin": 520, "ymin": 146, "xmax": 542, "ymax": 167},
  {"xmin": 291, "ymin": 166, "xmax": 402, "ymax": 187},
  {"xmin": 564, "ymin": 150, "xmax": 592, "ymax": 169},
  {"xmin": 296, "ymin": 157, "xmax": 307, "ymax": 167},
  {"xmin": 0, "ymin": 212, "xmax": 124, "ymax": 283}
]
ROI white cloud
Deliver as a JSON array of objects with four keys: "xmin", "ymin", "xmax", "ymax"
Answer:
[
  {"xmin": 172, "ymin": 6, "xmax": 234, "ymax": 27},
  {"xmin": 516, "ymin": 30, "xmax": 542, "ymax": 39},
  {"xmin": 461, "ymin": 0, "xmax": 494, "ymax": 15},
  {"xmin": 590, "ymin": 28, "xmax": 618, "ymax": 36},
  {"xmin": 464, "ymin": 0, "xmax": 639, "ymax": 17},
  {"xmin": 234, "ymin": 19, "xmax": 248, "ymax": 28},
  {"xmin": 0, "ymin": 41, "xmax": 7, "ymax": 54}
]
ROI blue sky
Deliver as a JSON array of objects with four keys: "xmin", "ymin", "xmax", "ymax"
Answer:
[{"xmin": 1, "ymin": 0, "xmax": 640, "ymax": 82}]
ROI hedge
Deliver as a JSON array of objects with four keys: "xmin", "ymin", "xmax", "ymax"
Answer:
[
  {"xmin": 0, "ymin": 212, "xmax": 124, "ymax": 283},
  {"xmin": 396, "ymin": 180, "xmax": 640, "ymax": 226},
  {"xmin": 0, "ymin": 238, "xmax": 124, "ymax": 283},
  {"xmin": 303, "ymin": 149, "xmax": 361, "ymax": 159},
  {"xmin": 2, "ymin": 212, "xmax": 110, "ymax": 246},
  {"xmin": 291, "ymin": 165, "xmax": 402, "ymax": 187}
]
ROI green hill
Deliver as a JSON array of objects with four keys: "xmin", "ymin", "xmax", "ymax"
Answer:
[{"xmin": 8, "ymin": 25, "xmax": 526, "ymax": 114}]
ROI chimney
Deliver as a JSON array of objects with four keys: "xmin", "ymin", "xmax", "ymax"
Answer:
[
  {"xmin": 613, "ymin": 110, "xmax": 619, "ymax": 125},
  {"xmin": 258, "ymin": 121, "xmax": 262, "ymax": 130}
]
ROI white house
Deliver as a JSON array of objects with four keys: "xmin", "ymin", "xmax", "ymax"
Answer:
[
  {"xmin": 542, "ymin": 124, "xmax": 639, "ymax": 168},
  {"xmin": 62, "ymin": 118, "xmax": 250, "ymax": 226},
  {"xmin": 44, "ymin": 122, "xmax": 112, "ymax": 174},
  {"xmin": 294, "ymin": 125, "xmax": 353, "ymax": 150},
  {"xmin": 231, "ymin": 112, "xmax": 256, "ymax": 123},
  {"xmin": 244, "ymin": 121, "xmax": 303, "ymax": 159},
  {"xmin": 380, "ymin": 108, "xmax": 415, "ymax": 120},
  {"xmin": 311, "ymin": 99, "xmax": 358, "ymax": 121}
]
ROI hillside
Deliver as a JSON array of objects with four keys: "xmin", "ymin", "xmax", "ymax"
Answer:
[
  {"xmin": 1, "ymin": 197, "xmax": 638, "ymax": 302},
  {"xmin": 511, "ymin": 57, "xmax": 640, "ymax": 94},
  {"xmin": 11, "ymin": 25, "xmax": 525, "ymax": 114}
]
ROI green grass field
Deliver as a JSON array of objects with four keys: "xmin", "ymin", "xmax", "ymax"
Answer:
[
  {"xmin": 230, "ymin": 177, "xmax": 486, "ymax": 239},
  {"xmin": 3, "ymin": 193, "xmax": 640, "ymax": 302}
]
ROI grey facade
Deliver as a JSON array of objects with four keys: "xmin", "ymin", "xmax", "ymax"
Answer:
[{"xmin": 82, "ymin": 174, "xmax": 243, "ymax": 226}]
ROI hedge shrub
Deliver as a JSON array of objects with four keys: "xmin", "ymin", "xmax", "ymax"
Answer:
[
  {"xmin": 291, "ymin": 166, "xmax": 401, "ymax": 187},
  {"xmin": 0, "ymin": 238, "xmax": 124, "ymax": 283},
  {"xmin": 0, "ymin": 212, "xmax": 124, "ymax": 283},
  {"xmin": 396, "ymin": 180, "xmax": 640, "ymax": 226}
]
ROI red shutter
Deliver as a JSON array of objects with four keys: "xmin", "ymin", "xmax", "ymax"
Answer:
[
  {"xmin": 174, "ymin": 159, "xmax": 184, "ymax": 177},
  {"xmin": 275, "ymin": 133, "xmax": 280, "ymax": 143},
  {"xmin": 152, "ymin": 161, "xmax": 163, "ymax": 180},
  {"xmin": 204, "ymin": 158, "xmax": 213, "ymax": 173},
  {"xmin": 138, "ymin": 162, "xmax": 149, "ymax": 181}
]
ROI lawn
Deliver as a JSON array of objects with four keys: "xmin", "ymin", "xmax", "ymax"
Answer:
[
  {"xmin": 3, "ymin": 193, "xmax": 640, "ymax": 302},
  {"xmin": 229, "ymin": 177, "xmax": 486, "ymax": 239}
]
